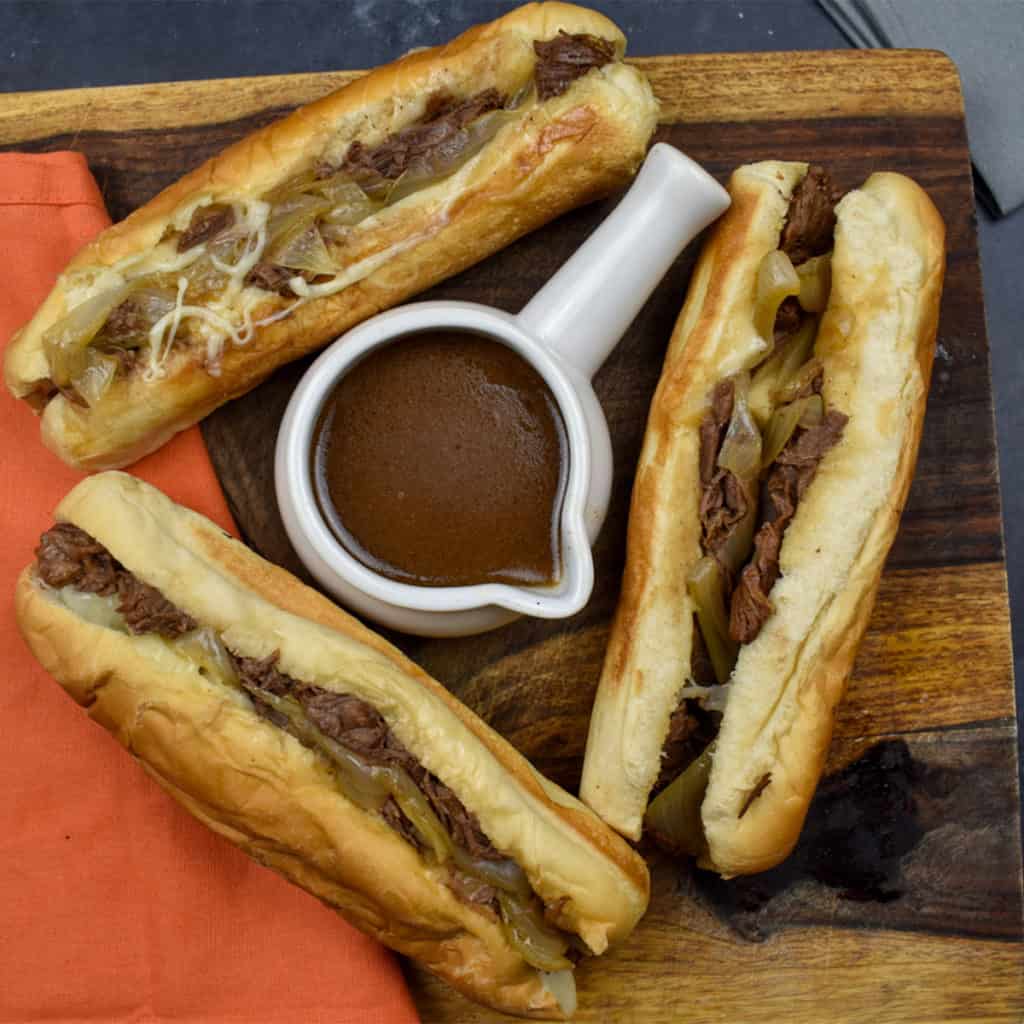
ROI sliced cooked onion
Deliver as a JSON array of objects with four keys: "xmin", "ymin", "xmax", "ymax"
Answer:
[
  {"xmin": 318, "ymin": 177, "xmax": 380, "ymax": 224},
  {"xmin": 451, "ymin": 847, "xmax": 532, "ymax": 900},
  {"xmin": 238, "ymin": 681, "xmax": 444, "ymax": 842},
  {"xmin": 182, "ymin": 257, "xmax": 229, "ymax": 298},
  {"xmin": 44, "ymin": 284, "xmax": 134, "ymax": 386},
  {"xmin": 676, "ymin": 682, "xmax": 731, "ymax": 713},
  {"xmin": 390, "ymin": 768, "xmax": 453, "ymax": 862},
  {"xmin": 508, "ymin": 80, "xmax": 535, "ymax": 109},
  {"xmin": 125, "ymin": 287, "xmax": 178, "ymax": 332},
  {"xmin": 241, "ymin": 685, "xmax": 326, "ymax": 752},
  {"xmin": 53, "ymin": 587, "xmax": 126, "ymax": 631},
  {"xmin": 323, "ymin": 741, "xmax": 396, "ymax": 812},
  {"xmin": 263, "ymin": 193, "xmax": 338, "ymax": 274},
  {"xmin": 497, "ymin": 893, "xmax": 573, "ymax": 972},
  {"xmin": 716, "ymin": 486, "xmax": 757, "ymax": 580},
  {"xmin": 105, "ymin": 286, "xmax": 180, "ymax": 347},
  {"xmin": 796, "ymin": 253, "xmax": 832, "ymax": 313},
  {"xmin": 70, "ymin": 351, "xmax": 119, "ymax": 407},
  {"xmin": 799, "ymin": 393, "xmax": 824, "ymax": 427},
  {"xmin": 760, "ymin": 392, "xmax": 824, "ymax": 468},
  {"xmin": 717, "ymin": 373, "xmax": 762, "ymax": 480},
  {"xmin": 266, "ymin": 194, "xmax": 332, "ymax": 249},
  {"xmin": 266, "ymin": 171, "xmax": 379, "ymax": 227},
  {"xmin": 264, "ymin": 170, "xmax": 320, "ymax": 205},
  {"xmin": 385, "ymin": 107, "xmax": 520, "ymax": 204},
  {"xmin": 644, "ymin": 741, "xmax": 715, "ymax": 857},
  {"xmin": 753, "ymin": 249, "xmax": 800, "ymax": 344},
  {"xmin": 762, "ymin": 397, "xmax": 812, "ymax": 469},
  {"xmin": 174, "ymin": 628, "xmax": 239, "ymax": 686},
  {"xmin": 714, "ymin": 374, "xmax": 761, "ymax": 575},
  {"xmin": 687, "ymin": 557, "xmax": 737, "ymax": 685},
  {"xmin": 749, "ymin": 317, "xmax": 818, "ymax": 426},
  {"xmin": 776, "ymin": 356, "xmax": 825, "ymax": 406},
  {"xmin": 540, "ymin": 969, "xmax": 577, "ymax": 1017},
  {"xmin": 272, "ymin": 225, "xmax": 338, "ymax": 276}
]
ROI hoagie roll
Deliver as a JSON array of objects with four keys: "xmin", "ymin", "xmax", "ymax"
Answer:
[
  {"xmin": 5, "ymin": 2, "xmax": 658, "ymax": 471},
  {"xmin": 580, "ymin": 162, "xmax": 945, "ymax": 876},
  {"xmin": 16, "ymin": 472, "xmax": 650, "ymax": 1018}
]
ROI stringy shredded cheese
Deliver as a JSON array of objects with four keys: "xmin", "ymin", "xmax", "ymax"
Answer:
[{"xmin": 65, "ymin": 107, "xmax": 501, "ymax": 384}]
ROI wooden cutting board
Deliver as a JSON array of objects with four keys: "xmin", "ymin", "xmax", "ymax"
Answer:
[{"xmin": 3, "ymin": 49, "xmax": 1021, "ymax": 1022}]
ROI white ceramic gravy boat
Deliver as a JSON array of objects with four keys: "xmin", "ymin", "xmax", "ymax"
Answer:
[{"xmin": 276, "ymin": 143, "xmax": 730, "ymax": 636}]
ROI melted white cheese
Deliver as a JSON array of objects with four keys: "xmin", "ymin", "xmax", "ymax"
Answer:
[{"xmin": 65, "ymin": 96, "xmax": 527, "ymax": 381}]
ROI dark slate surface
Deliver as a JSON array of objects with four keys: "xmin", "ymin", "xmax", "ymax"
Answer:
[{"xmin": 3, "ymin": 0, "xmax": 1021, "ymax": 777}]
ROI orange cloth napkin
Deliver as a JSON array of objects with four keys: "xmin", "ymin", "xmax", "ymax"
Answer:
[{"xmin": 0, "ymin": 152, "xmax": 420, "ymax": 1024}]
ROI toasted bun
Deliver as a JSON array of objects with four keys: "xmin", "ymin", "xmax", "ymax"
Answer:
[
  {"xmin": 5, "ymin": 3, "xmax": 658, "ymax": 471},
  {"xmin": 581, "ymin": 164, "xmax": 944, "ymax": 875},
  {"xmin": 16, "ymin": 472, "xmax": 649, "ymax": 1018}
]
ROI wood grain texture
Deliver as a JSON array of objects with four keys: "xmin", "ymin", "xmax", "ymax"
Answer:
[
  {"xmin": 0, "ymin": 50, "xmax": 961, "ymax": 144},
  {"xmin": 1, "ymin": 48, "xmax": 1019, "ymax": 1022}
]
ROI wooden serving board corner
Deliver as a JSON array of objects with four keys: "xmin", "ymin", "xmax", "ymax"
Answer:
[{"xmin": 3, "ymin": 49, "xmax": 1021, "ymax": 1022}]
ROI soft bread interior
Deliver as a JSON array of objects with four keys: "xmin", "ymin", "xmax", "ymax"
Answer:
[
  {"xmin": 580, "ymin": 162, "xmax": 807, "ymax": 840},
  {"xmin": 31, "ymin": 471, "xmax": 649, "ymax": 948},
  {"xmin": 4, "ymin": 2, "xmax": 658, "ymax": 471}
]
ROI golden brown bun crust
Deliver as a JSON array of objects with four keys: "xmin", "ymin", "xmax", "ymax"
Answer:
[
  {"xmin": 581, "ymin": 164, "xmax": 945, "ymax": 875},
  {"xmin": 580, "ymin": 161, "xmax": 805, "ymax": 840},
  {"xmin": 16, "ymin": 472, "xmax": 649, "ymax": 1017},
  {"xmin": 4, "ymin": 3, "xmax": 658, "ymax": 470}
]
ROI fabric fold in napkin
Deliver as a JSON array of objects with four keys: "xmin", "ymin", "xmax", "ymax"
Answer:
[
  {"xmin": 0, "ymin": 151, "xmax": 419, "ymax": 1024},
  {"xmin": 818, "ymin": 0, "xmax": 1024, "ymax": 217}
]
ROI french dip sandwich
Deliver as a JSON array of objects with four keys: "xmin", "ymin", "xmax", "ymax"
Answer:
[
  {"xmin": 4, "ymin": 3, "xmax": 658, "ymax": 471},
  {"xmin": 581, "ymin": 162, "xmax": 945, "ymax": 875},
  {"xmin": 16, "ymin": 473, "xmax": 650, "ymax": 1018}
]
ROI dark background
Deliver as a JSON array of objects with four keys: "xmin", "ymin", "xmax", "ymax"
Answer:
[{"xmin": 3, "ymin": 0, "xmax": 1021, "ymax": 766}]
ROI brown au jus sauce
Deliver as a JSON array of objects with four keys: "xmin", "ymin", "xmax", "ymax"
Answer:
[{"xmin": 311, "ymin": 330, "xmax": 567, "ymax": 588}]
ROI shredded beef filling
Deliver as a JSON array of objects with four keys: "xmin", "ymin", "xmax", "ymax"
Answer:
[
  {"xmin": 232, "ymin": 652, "xmax": 503, "ymax": 862},
  {"xmin": 773, "ymin": 295, "xmax": 804, "ymax": 342},
  {"xmin": 697, "ymin": 380, "xmax": 741, "ymax": 565},
  {"xmin": 36, "ymin": 522, "xmax": 119, "ymax": 594},
  {"xmin": 115, "ymin": 575, "xmax": 198, "ymax": 637},
  {"xmin": 36, "ymin": 524, "xmax": 195, "ymax": 637},
  {"xmin": 34, "ymin": 528, "xmax": 577, "ymax": 942},
  {"xmin": 177, "ymin": 204, "xmax": 236, "ymax": 253},
  {"xmin": 35, "ymin": 524, "xmax": 532, "ymax": 915},
  {"xmin": 245, "ymin": 33, "xmax": 614, "ymax": 293},
  {"xmin": 697, "ymin": 378, "xmax": 752, "ymax": 580},
  {"xmin": 102, "ymin": 298, "xmax": 151, "ymax": 344},
  {"xmin": 729, "ymin": 409, "xmax": 849, "ymax": 642},
  {"xmin": 698, "ymin": 378, "xmax": 734, "ymax": 488},
  {"xmin": 778, "ymin": 165, "xmax": 843, "ymax": 266},
  {"xmin": 243, "ymin": 262, "xmax": 302, "ymax": 297},
  {"xmin": 699, "ymin": 469, "xmax": 750, "ymax": 575},
  {"xmin": 659, "ymin": 166, "xmax": 847, "ymax": 806},
  {"xmin": 339, "ymin": 88, "xmax": 505, "ymax": 188},
  {"xmin": 250, "ymin": 89, "xmax": 507, "ymax": 294},
  {"xmin": 533, "ymin": 31, "xmax": 615, "ymax": 100},
  {"xmin": 381, "ymin": 796, "xmax": 424, "ymax": 851}
]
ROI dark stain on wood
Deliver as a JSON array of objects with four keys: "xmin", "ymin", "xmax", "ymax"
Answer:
[{"xmin": 689, "ymin": 730, "xmax": 1023, "ymax": 944}]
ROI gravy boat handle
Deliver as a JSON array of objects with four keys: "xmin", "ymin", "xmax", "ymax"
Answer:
[{"xmin": 515, "ymin": 143, "xmax": 730, "ymax": 380}]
